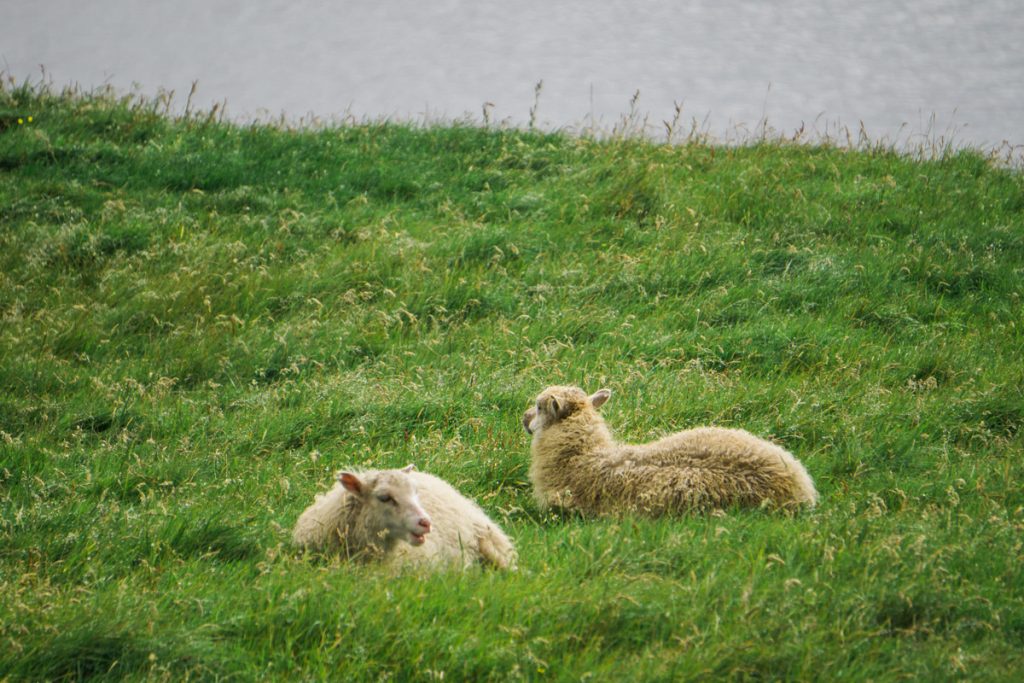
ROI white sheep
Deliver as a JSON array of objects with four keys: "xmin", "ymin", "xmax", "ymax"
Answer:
[
  {"xmin": 293, "ymin": 464, "xmax": 516, "ymax": 570},
  {"xmin": 523, "ymin": 386, "xmax": 818, "ymax": 515}
]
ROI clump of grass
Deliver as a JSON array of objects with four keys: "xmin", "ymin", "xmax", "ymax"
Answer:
[{"xmin": 2, "ymin": 77, "xmax": 1023, "ymax": 680}]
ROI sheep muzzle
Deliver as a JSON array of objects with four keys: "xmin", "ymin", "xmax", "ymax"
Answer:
[{"xmin": 522, "ymin": 407, "xmax": 536, "ymax": 434}]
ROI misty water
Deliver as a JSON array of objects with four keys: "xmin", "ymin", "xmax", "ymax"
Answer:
[{"xmin": 4, "ymin": 0, "xmax": 1023, "ymax": 151}]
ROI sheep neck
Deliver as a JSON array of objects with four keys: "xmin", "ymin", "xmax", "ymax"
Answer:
[
  {"xmin": 544, "ymin": 412, "xmax": 616, "ymax": 460},
  {"xmin": 342, "ymin": 495, "xmax": 396, "ymax": 560}
]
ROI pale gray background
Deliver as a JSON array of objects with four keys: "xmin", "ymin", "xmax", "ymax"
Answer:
[{"xmin": 3, "ymin": 0, "xmax": 1022, "ymax": 149}]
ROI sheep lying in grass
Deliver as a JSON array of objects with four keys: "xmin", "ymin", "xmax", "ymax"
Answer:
[
  {"xmin": 293, "ymin": 464, "xmax": 516, "ymax": 570},
  {"xmin": 522, "ymin": 386, "xmax": 818, "ymax": 515}
]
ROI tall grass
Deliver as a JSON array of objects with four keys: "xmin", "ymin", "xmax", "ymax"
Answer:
[{"xmin": 1, "ymin": 78, "xmax": 1022, "ymax": 681}]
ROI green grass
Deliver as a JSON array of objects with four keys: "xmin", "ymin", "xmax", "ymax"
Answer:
[{"xmin": 2, "ymin": 80, "xmax": 1023, "ymax": 681}]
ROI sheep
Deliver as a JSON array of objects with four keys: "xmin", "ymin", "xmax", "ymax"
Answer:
[
  {"xmin": 293, "ymin": 464, "xmax": 517, "ymax": 570},
  {"xmin": 522, "ymin": 386, "xmax": 818, "ymax": 516}
]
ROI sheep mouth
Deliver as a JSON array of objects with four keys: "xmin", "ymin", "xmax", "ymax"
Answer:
[{"xmin": 409, "ymin": 531, "xmax": 427, "ymax": 546}]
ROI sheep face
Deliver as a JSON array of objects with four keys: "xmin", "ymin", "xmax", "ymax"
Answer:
[
  {"xmin": 523, "ymin": 385, "xmax": 611, "ymax": 436},
  {"xmin": 339, "ymin": 466, "xmax": 433, "ymax": 547}
]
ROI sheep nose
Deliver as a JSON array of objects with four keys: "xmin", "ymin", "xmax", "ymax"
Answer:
[
  {"xmin": 418, "ymin": 517, "xmax": 431, "ymax": 532},
  {"xmin": 522, "ymin": 408, "xmax": 535, "ymax": 434}
]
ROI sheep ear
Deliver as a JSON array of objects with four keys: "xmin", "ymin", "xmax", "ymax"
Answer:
[
  {"xmin": 590, "ymin": 389, "xmax": 611, "ymax": 409},
  {"xmin": 546, "ymin": 396, "xmax": 561, "ymax": 420},
  {"xmin": 401, "ymin": 463, "xmax": 416, "ymax": 473},
  {"xmin": 338, "ymin": 472, "xmax": 363, "ymax": 495}
]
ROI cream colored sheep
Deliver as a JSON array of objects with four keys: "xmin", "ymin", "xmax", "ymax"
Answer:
[
  {"xmin": 523, "ymin": 386, "xmax": 818, "ymax": 515},
  {"xmin": 293, "ymin": 464, "xmax": 516, "ymax": 570}
]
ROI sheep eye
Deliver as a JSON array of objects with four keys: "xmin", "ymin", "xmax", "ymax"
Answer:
[{"xmin": 376, "ymin": 493, "xmax": 393, "ymax": 503}]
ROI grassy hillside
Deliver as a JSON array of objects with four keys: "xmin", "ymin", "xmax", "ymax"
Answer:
[{"xmin": 1, "ymin": 81, "xmax": 1022, "ymax": 681}]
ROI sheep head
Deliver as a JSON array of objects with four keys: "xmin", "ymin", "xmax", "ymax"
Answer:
[
  {"xmin": 523, "ymin": 385, "xmax": 611, "ymax": 436},
  {"xmin": 338, "ymin": 465, "xmax": 432, "ymax": 547}
]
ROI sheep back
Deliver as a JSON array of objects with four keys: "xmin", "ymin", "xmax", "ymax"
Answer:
[{"xmin": 605, "ymin": 427, "xmax": 818, "ymax": 513}]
